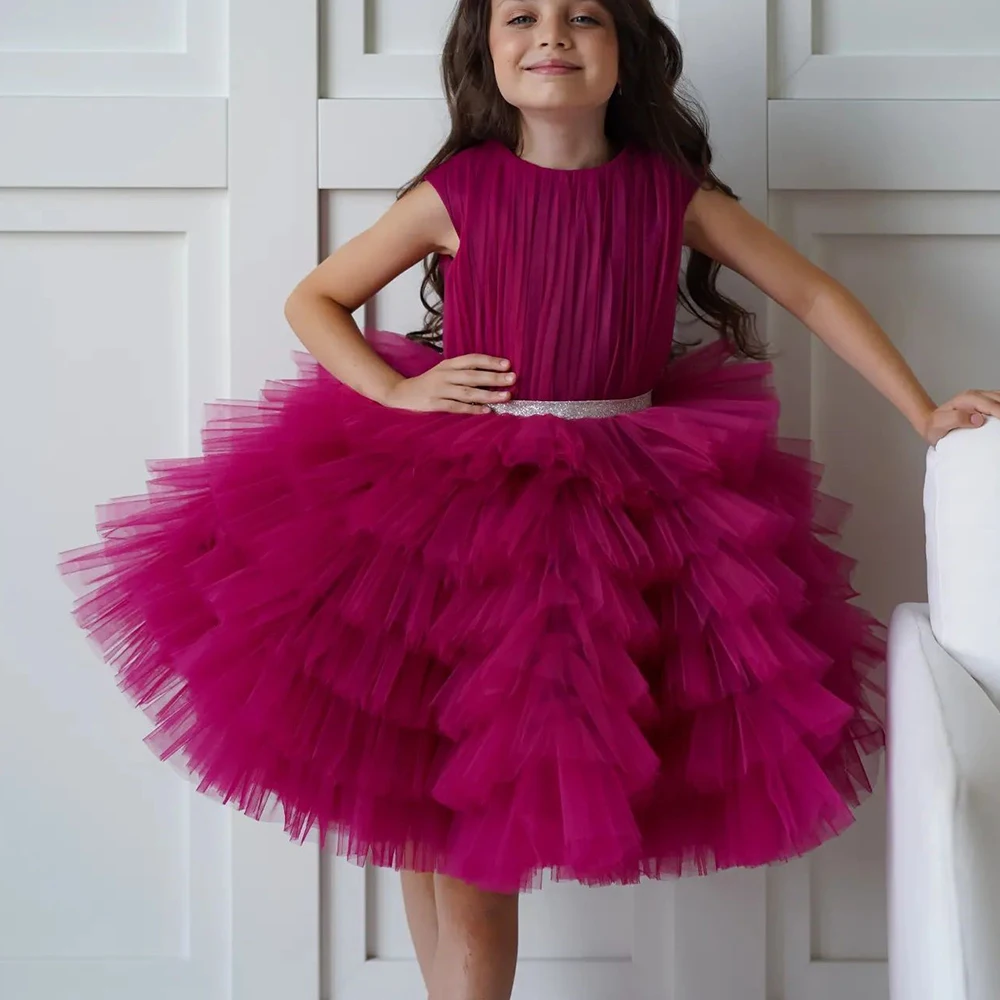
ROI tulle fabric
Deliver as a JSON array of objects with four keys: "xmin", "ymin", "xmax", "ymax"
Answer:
[{"xmin": 59, "ymin": 330, "xmax": 884, "ymax": 893}]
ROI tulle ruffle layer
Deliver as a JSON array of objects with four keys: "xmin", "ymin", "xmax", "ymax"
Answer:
[{"xmin": 59, "ymin": 330, "xmax": 885, "ymax": 892}]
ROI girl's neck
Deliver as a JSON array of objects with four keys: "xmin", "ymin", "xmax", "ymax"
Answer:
[{"xmin": 515, "ymin": 112, "xmax": 613, "ymax": 171}]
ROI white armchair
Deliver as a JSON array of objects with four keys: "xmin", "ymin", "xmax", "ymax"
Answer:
[{"xmin": 888, "ymin": 418, "xmax": 1000, "ymax": 1000}]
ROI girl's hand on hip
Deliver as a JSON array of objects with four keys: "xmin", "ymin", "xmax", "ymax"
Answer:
[
  {"xmin": 381, "ymin": 354, "xmax": 517, "ymax": 414},
  {"xmin": 922, "ymin": 389, "xmax": 1000, "ymax": 445}
]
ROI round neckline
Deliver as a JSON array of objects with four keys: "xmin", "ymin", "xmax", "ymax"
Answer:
[{"xmin": 492, "ymin": 139, "xmax": 629, "ymax": 175}]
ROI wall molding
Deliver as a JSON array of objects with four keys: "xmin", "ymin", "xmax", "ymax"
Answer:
[
  {"xmin": 0, "ymin": 97, "xmax": 227, "ymax": 188},
  {"xmin": 769, "ymin": 101, "xmax": 1000, "ymax": 191}
]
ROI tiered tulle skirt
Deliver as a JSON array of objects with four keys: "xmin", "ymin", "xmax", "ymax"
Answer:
[{"xmin": 59, "ymin": 331, "xmax": 885, "ymax": 893}]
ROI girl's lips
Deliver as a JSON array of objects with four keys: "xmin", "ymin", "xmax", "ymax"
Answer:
[{"xmin": 526, "ymin": 63, "xmax": 581, "ymax": 75}]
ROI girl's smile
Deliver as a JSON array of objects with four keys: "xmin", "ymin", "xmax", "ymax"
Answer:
[{"xmin": 525, "ymin": 58, "xmax": 583, "ymax": 74}]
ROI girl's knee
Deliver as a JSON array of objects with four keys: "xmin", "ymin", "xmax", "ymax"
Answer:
[{"xmin": 434, "ymin": 874, "xmax": 518, "ymax": 935}]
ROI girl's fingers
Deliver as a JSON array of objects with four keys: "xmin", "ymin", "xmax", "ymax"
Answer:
[
  {"xmin": 446, "ymin": 369, "xmax": 517, "ymax": 388},
  {"xmin": 942, "ymin": 409, "xmax": 984, "ymax": 433},
  {"xmin": 441, "ymin": 383, "xmax": 512, "ymax": 404},
  {"xmin": 443, "ymin": 354, "xmax": 511, "ymax": 371},
  {"xmin": 438, "ymin": 399, "xmax": 493, "ymax": 414},
  {"xmin": 970, "ymin": 391, "xmax": 1000, "ymax": 419}
]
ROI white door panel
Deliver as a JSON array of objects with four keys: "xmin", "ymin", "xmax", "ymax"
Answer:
[
  {"xmin": 772, "ymin": 0, "xmax": 1000, "ymax": 99},
  {"xmin": 0, "ymin": 1, "xmax": 226, "ymax": 95},
  {"xmin": 763, "ymin": 2, "xmax": 1000, "ymax": 997},
  {"xmin": 0, "ymin": 2, "xmax": 316, "ymax": 1000}
]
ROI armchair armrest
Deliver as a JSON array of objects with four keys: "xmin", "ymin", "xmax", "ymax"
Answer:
[{"xmin": 888, "ymin": 603, "xmax": 1000, "ymax": 1000}]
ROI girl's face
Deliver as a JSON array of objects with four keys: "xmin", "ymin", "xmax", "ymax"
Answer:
[{"xmin": 489, "ymin": 1, "xmax": 619, "ymax": 116}]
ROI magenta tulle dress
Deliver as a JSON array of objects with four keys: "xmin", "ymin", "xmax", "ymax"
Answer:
[{"xmin": 58, "ymin": 140, "xmax": 885, "ymax": 893}]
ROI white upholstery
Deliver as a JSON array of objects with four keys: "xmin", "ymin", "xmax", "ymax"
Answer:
[
  {"xmin": 925, "ymin": 419, "xmax": 1000, "ymax": 701},
  {"xmin": 888, "ymin": 418, "xmax": 1000, "ymax": 1000}
]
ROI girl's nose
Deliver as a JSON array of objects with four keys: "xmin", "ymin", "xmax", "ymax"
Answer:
[{"xmin": 536, "ymin": 18, "xmax": 571, "ymax": 49}]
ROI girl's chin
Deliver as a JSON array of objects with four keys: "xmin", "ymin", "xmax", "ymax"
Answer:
[{"xmin": 513, "ymin": 96, "xmax": 611, "ymax": 115}]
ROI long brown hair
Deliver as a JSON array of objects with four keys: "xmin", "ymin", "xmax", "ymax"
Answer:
[{"xmin": 399, "ymin": 0, "xmax": 766, "ymax": 360}]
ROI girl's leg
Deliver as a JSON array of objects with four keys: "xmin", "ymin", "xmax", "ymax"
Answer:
[
  {"xmin": 429, "ymin": 874, "xmax": 519, "ymax": 1000},
  {"xmin": 401, "ymin": 870, "xmax": 439, "ymax": 992}
]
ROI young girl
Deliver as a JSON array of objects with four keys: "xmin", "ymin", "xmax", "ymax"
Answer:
[{"xmin": 60, "ymin": 1, "xmax": 1000, "ymax": 998}]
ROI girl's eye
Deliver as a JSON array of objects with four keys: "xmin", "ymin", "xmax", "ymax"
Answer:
[{"xmin": 506, "ymin": 13, "xmax": 603, "ymax": 27}]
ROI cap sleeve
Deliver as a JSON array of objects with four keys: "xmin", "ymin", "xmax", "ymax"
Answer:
[
  {"xmin": 677, "ymin": 158, "xmax": 708, "ymax": 209},
  {"xmin": 424, "ymin": 147, "xmax": 478, "ymax": 237}
]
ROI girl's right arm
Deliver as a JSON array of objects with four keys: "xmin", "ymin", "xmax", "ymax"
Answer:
[{"xmin": 283, "ymin": 181, "xmax": 515, "ymax": 414}]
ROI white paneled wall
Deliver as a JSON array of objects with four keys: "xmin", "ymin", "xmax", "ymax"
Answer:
[
  {"xmin": 323, "ymin": 0, "xmax": 447, "ymax": 98},
  {"xmin": 766, "ymin": 194, "xmax": 1000, "ymax": 1000},
  {"xmin": 5, "ymin": 0, "xmax": 993, "ymax": 998},
  {"xmin": 0, "ymin": 1, "xmax": 225, "ymax": 94},
  {"xmin": 0, "ymin": 3, "xmax": 317, "ymax": 1000},
  {"xmin": 813, "ymin": 0, "xmax": 1000, "ymax": 55},
  {"xmin": 0, "ymin": 6, "xmax": 231, "ymax": 1000},
  {"xmin": 772, "ymin": 0, "xmax": 1000, "ymax": 98},
  {"xmin": 766, "ymin": 3, "xmax": 1000, "ymax": 999}
]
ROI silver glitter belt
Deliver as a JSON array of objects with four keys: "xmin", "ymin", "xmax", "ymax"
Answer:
[{"xmin": 487, "ymin": 389, "xmax": 653, "ymax": 419}]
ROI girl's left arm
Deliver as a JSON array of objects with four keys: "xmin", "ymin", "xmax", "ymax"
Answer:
[{"xmin": 683, "ymin": 188, "xmax": 1000, "ymax": 445}]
